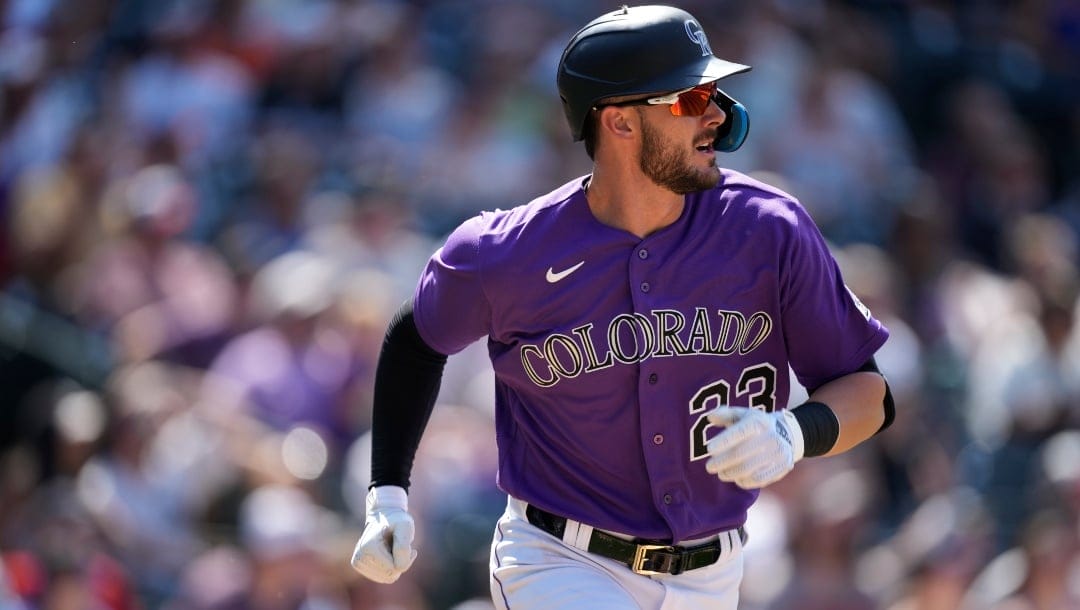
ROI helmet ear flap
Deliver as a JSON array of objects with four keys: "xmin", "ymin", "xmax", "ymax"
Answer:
[{"xmin": 712, "ymin": 90, "xmax": 750, "ymax": 152}]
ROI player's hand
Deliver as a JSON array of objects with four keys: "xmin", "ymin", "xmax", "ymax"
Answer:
[
  {"xmin": 350, "ymin": 485, "xmax": 418, "ymax": 583},
  {"xmin": 704, "ymin": 407, "xmax": 805, "ymax": 489}
]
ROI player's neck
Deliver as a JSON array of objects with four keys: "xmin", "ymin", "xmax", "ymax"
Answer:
[{"xmin": 584, "ymin": 168, "xmax": 684, "ymax": 239}]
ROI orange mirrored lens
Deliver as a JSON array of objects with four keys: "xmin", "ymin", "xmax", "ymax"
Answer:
[{"xmin": 670, "ymin": 84, "xmax": 717, "ymax": 116}]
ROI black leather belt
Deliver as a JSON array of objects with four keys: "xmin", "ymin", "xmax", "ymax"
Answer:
[{"xmin": 525, "ymin": 504, "xmax": 745, "ymax": 576}]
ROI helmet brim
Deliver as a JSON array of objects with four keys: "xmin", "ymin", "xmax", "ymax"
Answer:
[{"xmin": 641, "ymin": 56, "xmax": 751, "ymax": 96}]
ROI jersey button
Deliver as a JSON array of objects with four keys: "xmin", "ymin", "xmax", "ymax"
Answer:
[
  {"xmin": 663, "ymin": 493, "xmax": 673, "ymax": 505},
  {"xmin": 648, "ymin": 373, "xmax": 658, "ymax": 384},
  {"xmin": 652, "ymin": 434, "xmax": 664, "ymax": 445},
  {"xmin": 640, "ymin": 282, "xmax": 650, "ymax": 293},
  {"xmin": 638, "ymin": 249, "xmax": 648, "ymax": 259}
]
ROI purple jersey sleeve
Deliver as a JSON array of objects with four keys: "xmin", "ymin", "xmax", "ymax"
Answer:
[
  {"xmin": 778, "ymin": 201, "xmax": 889, "ymax": 390},
  {"xmin": 412, "ymin": 215, "xmax": 492, "ymax": 355}
]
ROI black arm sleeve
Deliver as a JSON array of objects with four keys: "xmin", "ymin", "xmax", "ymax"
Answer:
[
  {"xmin": 857, "ymin": 356, "xmax": 895, "ymax": 434},
  {"xmin": 369, "ymin": 300, "xmax": 449, "ymax": 491}
]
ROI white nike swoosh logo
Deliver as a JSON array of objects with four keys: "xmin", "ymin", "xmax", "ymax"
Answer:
[{"xmin": 546, "ymin": 261, "xmax": 585, "ymax": 283}]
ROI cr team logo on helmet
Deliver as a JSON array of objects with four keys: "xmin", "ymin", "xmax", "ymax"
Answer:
[
  {"xmin": 556, "ymin": 4, "xmax": 751, "ymax": 152},
  {"xmin": 684, "ymin": 19, "xmax": 712, "ymax": 56}
]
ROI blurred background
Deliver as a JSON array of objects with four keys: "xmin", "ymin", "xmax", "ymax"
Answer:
[{"xmin": 0, "ymin": 0, "xmax": 1078, "ymax": 608}]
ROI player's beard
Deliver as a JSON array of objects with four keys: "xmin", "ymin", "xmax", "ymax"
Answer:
[{"xmin": 638, "ymin": 117, "xmax": 721, "ymax": 194}]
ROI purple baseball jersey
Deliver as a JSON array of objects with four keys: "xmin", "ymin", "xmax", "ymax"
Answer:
[{"xmin": 413, "ymin": 168, "xmax": 889, "ymax": 543}]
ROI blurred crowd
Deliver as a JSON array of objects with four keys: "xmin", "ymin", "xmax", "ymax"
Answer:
[{"xmin": 1, "ymin": 0, "xmax": 1078, "ymax": 609}]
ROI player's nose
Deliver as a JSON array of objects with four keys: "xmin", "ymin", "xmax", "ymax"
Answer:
[{"xmin": 703, "ymin": 99, "xmax": 726, "ymax": 127}]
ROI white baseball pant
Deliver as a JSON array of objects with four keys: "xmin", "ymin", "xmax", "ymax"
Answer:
[{"xmin": 488, "ymin": 496, "xmax": 744, "ymax": 609}]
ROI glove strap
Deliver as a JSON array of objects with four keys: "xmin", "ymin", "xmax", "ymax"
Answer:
[
  {"xmin": 779, "ymin": 410, "xmax": 805, "ymax": 462},
  {"xmin": 368, "ymin": 485, "xmax": 409, "ymax": 512},
  {"xmin": 790, "ymin": 401, "xmax": 839, "ymax": 458}
]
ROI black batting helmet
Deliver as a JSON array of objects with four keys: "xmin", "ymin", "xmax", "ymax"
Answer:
[{"xmin": 557, "ymin": 4, "xmax": 751, "ymax": 152}]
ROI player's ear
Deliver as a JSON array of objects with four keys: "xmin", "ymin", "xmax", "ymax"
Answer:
[{"xmin": 596, "ymin": 106, "xmax": 636, "ymax": 142}]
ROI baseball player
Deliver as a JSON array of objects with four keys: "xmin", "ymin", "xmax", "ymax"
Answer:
[{"xmin": 351, "ymin": 5, "xmax": 895, "ymax": 609}]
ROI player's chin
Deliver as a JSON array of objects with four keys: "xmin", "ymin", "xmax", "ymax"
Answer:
[
  {"xmin": 695, "ymin": 164, "xmax": 722, "ymax": 186},
  {"xmin": 671, "ymin": 170, "xmax": 720, "ymax": 194}
]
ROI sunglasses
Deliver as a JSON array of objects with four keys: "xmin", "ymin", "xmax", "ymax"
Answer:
[{"xmin": 600, "ymin": 82, "xmax": 720, "ymax": 117}]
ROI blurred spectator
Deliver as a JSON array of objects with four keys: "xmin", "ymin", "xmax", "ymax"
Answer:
[
  {"xmin": 769, "ymin": 467, "xmax": 880, "ymax": 610},
  {"xmin": 71, "ymin": 363, "xmax": 210, "ymax": 604},
  {"xmin": 202, "ymin": 249, "xmax": 361, "ymax": 457},
  {"xmin": 218, "ymin": 127, "xmax": 323, "ymax": 276},
  {"xmin": 925, "ymin": 80, "xmax": 1052, "ymax": 270},
  {"xmin": 70, "ymin": 163, "xmax": 238, "ymax": 368},
  {"xmin": 0, "ymin": 380, "xmax": 142, "ymax": 610},
  {"xmin": 0, "ymin": 138, "xmax": 116, "ymax": 451},
  {"xmin": 760, "ymin": 39, "xmax": 917, "ymax": 247},
  {"xmin": 237, "ymin": 484, "xmax": 348, "ymax": 610},
  {"xmin": 115, "ymin": 2, "xmax": 256, "ymax": 163},
  {"xmin": 299, "ymin": 189, "xmax": 436, "ymax": 304}
]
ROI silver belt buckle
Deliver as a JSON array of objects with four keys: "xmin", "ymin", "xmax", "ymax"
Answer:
[{"xmin": 631, "ymin": 543, "xmax": 678, "ymax": 575}]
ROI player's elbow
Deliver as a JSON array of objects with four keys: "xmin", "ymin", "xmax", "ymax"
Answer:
[{"xmin": 853, "ymin": 371, "xmax": 887, "ymax": 435}]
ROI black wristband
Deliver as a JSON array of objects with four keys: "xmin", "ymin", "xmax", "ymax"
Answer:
[{"xmin": 791, "ymin": 401, "xmax": 839, "ymax": 457}]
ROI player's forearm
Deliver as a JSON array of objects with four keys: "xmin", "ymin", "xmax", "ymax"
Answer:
[{"xmin": 805, "ymin": 371, "xmax": 886, "ymax": 456}]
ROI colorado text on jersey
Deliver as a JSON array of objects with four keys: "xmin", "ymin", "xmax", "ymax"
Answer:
[{"xmin": 519, "ymin": 307, "xmax": 773, "ymax": 388}]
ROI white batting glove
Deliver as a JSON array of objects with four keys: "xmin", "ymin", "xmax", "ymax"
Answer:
[
  {"xmin": 705, "ymin": 407, "xmax": 805, "ymax": 489},
  {"xmin": 350, "ymin": 485, "xmax": 418, "ymax": 583}
]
